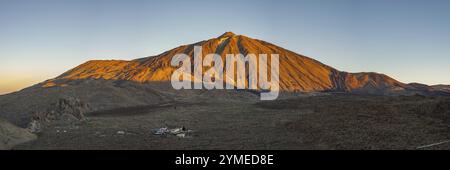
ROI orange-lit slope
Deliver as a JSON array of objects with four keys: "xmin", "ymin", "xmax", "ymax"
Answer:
[{"xmin": 51, "ymin": 32, "xmax": 409, "ymax": 94}]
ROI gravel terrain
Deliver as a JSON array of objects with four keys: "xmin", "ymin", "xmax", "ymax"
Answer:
[{"xmin": 13, "ymin": 94, "xmax": 450, "ymax": 150}]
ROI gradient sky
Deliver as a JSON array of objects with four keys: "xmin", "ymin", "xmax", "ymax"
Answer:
[{"xmin": 1, "ymin": 0, "xmax": 450, "ymax": 95}]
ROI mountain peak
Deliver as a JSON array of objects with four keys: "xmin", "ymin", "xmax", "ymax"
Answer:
[{"xmin": 218, "ymin": 31, "xmax": 236, "ymax": 38}]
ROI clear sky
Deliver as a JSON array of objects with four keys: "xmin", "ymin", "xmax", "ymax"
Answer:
[{"xmin": 1, "ymin": 0, "xmax": 450, "ymax": 95}]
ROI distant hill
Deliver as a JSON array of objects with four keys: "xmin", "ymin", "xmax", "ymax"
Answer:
[{"xmin": 0, "ymin": 118, "xmax": 36, "ymax": 149}]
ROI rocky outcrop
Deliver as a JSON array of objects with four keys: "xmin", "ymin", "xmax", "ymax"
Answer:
[
  {"xmin": 39, "ymin": 97, "xmax": 89, "ymax": 121},
  {"xmin": 28, "ymin": 97, "xmax": 90, "ymax": 132}
]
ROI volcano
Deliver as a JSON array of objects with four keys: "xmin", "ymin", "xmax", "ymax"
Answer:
[
  {"xmin": 45, "ymin": 32, "xmax": 410, "ymax": 93},
  {"xmin": 0, "ymin": 32, "xmax": 448, "ymax": 126}
]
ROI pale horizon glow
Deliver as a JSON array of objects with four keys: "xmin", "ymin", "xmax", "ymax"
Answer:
[{"xmin": 1, "ymin": 0, "xmax": 450, "ymax": 95}]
